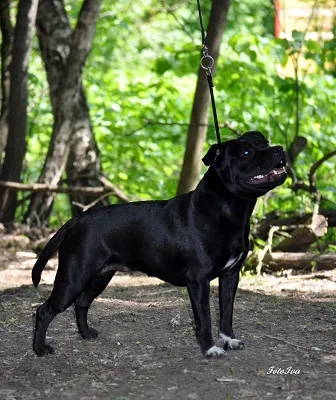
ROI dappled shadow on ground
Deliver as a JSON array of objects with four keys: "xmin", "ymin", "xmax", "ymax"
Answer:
[{"xmin": 0, "ymin": 280, "xmax": 335, "ymax": 400}]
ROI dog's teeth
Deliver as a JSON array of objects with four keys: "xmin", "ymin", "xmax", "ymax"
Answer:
[{"xmin": 254, "ymin": 175, "xmax": 264, "ymax": 180}]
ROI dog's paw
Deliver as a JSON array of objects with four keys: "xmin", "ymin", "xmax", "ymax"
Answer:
[
  {"xmin": 219, "ymin": 333, "xmax": 245, "ymax": 351},
  {"xmin": 81, "ymin": 327, "xmax": 99, "ymax": 340},
  {"xmin": 34, "ymin": 344, "xmax": 55, "ymax": 357},
  {"xmin": 205, "ymin": 345, "xmax": 227, "ymax": 358}
]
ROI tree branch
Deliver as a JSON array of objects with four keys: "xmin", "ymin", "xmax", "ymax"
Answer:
[
  {"xmin": 0, "ymin": 181, "xmax": 129, "ymax": 203},
  {"xmin": 308, "ymin": 149, "xmax": 336, "ymax": 187},
  {"xmin": 291, "ymin": 149, "xmax": 336, "ymax": 194},
  {"xmin": 145, "ymin": 119, "xmax": 240, "ymax": 136}
]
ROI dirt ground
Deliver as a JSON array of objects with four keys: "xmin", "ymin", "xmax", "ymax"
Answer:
[{"xmin": 0, "ymin": 249, "xmax": 335, "ymax": 400}]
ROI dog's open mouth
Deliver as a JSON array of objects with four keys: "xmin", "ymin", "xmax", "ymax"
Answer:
[{"xmin": 248, "ymin": 161, "xmax": 286, "ymax": 185}]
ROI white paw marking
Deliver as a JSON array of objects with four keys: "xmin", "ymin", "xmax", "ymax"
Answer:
[
  {"xmin": 219, "ymin": 333, "xmax": 245, "ymax": 350},
  {"xmin": 205, "ymin": 345, "xmax": 227, "ymax": 357}
]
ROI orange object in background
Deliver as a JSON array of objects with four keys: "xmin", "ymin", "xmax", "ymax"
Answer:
[
  {"xmin": 274, "ymin": 0, "xmax": 282, "ymax": 38},
  {"xmin": 273, "ymin": 0, "xmax": 334, "ymax": 40}
]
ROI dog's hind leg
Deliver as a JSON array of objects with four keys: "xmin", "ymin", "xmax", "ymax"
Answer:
[
  {"xmin": 75, "ymin": 271, "xmax": 116, "ymax": 339},
  {"xmin": 33, "ymin": 300, "xmax": 58, "ymax": 356},
  {"xmin": 33, "ymin": 268, "xmax": 92, "ymax": 356}
]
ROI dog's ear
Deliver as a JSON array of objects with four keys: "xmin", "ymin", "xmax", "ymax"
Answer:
[{"xmin": 202, "ymin": 144, "xmax": 222, "ymax": 166}]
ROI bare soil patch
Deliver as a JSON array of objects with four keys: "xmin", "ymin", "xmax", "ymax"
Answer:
[{"xmin": 0, "ymin": 248, "xmax": 335, "ymax": 399}]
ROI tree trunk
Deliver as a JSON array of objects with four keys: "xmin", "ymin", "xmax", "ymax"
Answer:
[
  {"xmin": 25, "ymin": 0, "xmax": 102, "ymax": 226},
  {"xmin": 274, "ymin": 214, "xmax": 328, "ymax": 252},
  {"xmin": 66, "ymin": 87, "xmax": 108, "ymax": 216},
  {"xmin": 254, "ymin": 209, "xmax": 336, "ymax": 239},
  {"xmin": 263, "ymin": 252, "xmax": 336, "ymax": 271},
  {"xmin": 0, "ymin": 0, "xmax": 38, "ymax": 224},
  {"xmin": 0, "ymin": 0, "xmax": 13, "ymax": 164},
  {"xmin": 34, "ymin": 0, "xmax": 107, "ymax": 219},
  {"xmin": 176, "ymin": 0, "xmax": 231, "ymax": 195}
]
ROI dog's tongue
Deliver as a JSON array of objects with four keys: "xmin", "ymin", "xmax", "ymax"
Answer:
[{"xmin": 249, "ymin": 167, "xmax": 285, "ymax": 184}]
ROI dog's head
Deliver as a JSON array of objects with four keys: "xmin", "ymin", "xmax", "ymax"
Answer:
[{"xmin": 202, "ymin": 131, "xmax": 287, "ymax": 199}]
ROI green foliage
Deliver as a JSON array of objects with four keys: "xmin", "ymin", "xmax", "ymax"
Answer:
[{"xmin": 21, "ymin": 0, "xmax": 335, "ymax": 239}]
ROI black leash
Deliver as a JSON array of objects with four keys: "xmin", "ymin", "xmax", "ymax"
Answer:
[{"xmin": 196, "ymin": 0, "xmax": 221, "ymax": 144}]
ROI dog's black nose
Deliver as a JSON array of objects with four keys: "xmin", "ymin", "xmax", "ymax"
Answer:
[{"xmin": 272, "ymin": 146, "xmax": 283, "ymax": 154}]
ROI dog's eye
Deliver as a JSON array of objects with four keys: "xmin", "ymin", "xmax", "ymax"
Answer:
[{"xmin": 241, "ymin": 149, "xmax": 252, "ymax": 157}]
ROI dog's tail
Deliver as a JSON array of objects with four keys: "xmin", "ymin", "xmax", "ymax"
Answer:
[{"xmin": 32, "ymin": 217, "xmax": 79, "ymax": 287}]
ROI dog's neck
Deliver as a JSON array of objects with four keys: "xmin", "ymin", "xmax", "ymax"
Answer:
[{"xmin": 192, "ymin": 167, "xmax": 256, "ymax": 227}]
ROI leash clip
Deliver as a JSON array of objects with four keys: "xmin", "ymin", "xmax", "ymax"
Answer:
[
  {"xmin": 200, "ymin": 54, "xmax": 214, "ymax": 75},
  {"xmin": 200, "ymin": 45, "xmax": 214, "ymax": 75}
]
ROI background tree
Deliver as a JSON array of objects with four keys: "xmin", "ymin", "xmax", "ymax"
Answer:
[
  {"xmin": 25, "ymin": 0, "xmax": 102, "ymax": 226},
  {"xmin": 34, "ymin": 0, "xmax": 107, "ymax": 219},
  {"xmin": 0, "ymin": 0, "xmax": 13, "ymax": 163},
  {"xmin": 177, "ymin": 0, "xmax": 231, "ymax": 195},
  {"xmin": 0, "ymin": 0, "xmax": 39, "ymax": 224}
]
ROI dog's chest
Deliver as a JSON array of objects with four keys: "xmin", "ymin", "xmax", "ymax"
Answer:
[
  {"xmin": 212, "ymin": 229, "xmax": 249, "ymax": 273},
  {"xmin": 214, "ymin": 251, "xmax": 246, "ymax": 274},
  {"xmin": 221, "ymin": 252, "xmax": 245, "ymax": 270}
]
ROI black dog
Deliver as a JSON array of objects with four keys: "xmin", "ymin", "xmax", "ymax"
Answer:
[{"xmin": 32, "ymin": 131, "xmax": 286, "ymax": 357}]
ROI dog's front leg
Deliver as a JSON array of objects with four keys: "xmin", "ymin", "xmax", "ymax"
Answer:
[
  {"xmin": 218, "ymin": 269, "xmax": 245, "ymax": 351},
  {"xmin": 187, "ymin": 278, "xmax": 226, "ymax": 358}
]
